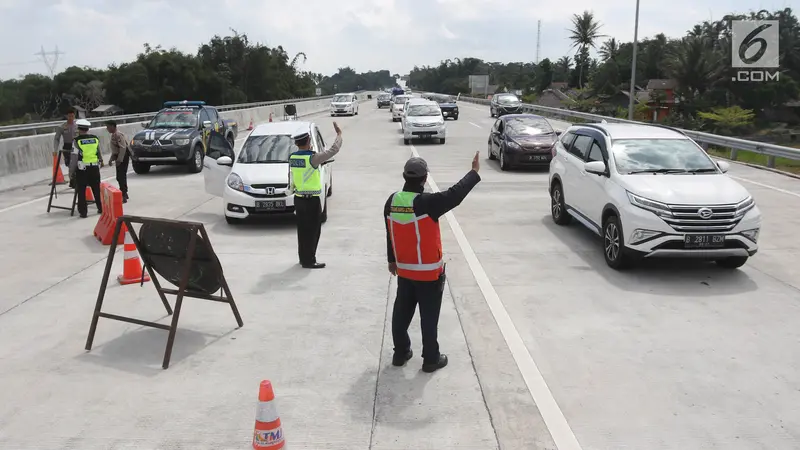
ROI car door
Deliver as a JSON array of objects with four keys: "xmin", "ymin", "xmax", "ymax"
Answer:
[
  {"xmin": 203, "ymin": 131, "xmax": 234, "ymax": 197},
  {"xmin": 490, "ymin": 119, "xmax": 503, "ymax": 156},
  {"xmin": 564, "ymin": 134, "xmax": 594, "ymax": 220},
  {"xmin": 579, "ymin": 138, "xmax": 610, "ymax": 224}
]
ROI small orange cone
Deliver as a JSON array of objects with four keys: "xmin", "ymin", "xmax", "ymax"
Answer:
[
  {"xmin": 253, "ymin": 380, "xmax": 284, "ymax": 449},
  {"xmin": 268, "ymin": 112, "xmax": 273, "ymax": 123},
  {"xmin": 50, "ymin": 153, "xmax": 66, "ymax": 185},
  {"xmin": 85, "ymin": 187, "xmax": 94, "ymax": 201},
  {"xmin": 117, "ymin": 230, "xmax": 151, "ymax": 285},
  {"xmin": 248, "ymin": 118, "xmax": 254, "ymax": 130}
]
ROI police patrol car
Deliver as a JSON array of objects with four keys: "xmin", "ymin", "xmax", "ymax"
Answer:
[{"xmin": 130, "ymin": 101, "xmax": 238, "ymax": 174}]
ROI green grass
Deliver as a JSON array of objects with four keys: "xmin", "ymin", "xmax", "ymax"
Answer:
[{"xmin": 708, "ymin": 145, "xmax": 800, "ymax": 174}]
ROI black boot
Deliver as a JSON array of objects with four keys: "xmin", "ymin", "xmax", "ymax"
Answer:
[
  {"xmin": 392, "ymin": 350, "xmax": 413, "ymax": 367},
  {"xmin": 301, "ymin": 262, "xmax": 326, "ymax": 269},
  {"xmin": 422, "ymin": 354, "xmax": 448, "ymax": 373}
]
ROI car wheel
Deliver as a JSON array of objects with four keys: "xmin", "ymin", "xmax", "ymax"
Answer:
[
  {"xmin": 490, "ymin": 109, "xmax": 495, "ymax": 118},
  {"xmin": 227, "ymin": 135, "xmax": 235, "ymax": 149},
  {"xmin": 499, "ymin": 148, "xmax": 509, "ymax": 171},
  {"xmin": 225, "ymin": 216, "xmax": 242, "ymax": 225},
  {"xmin": 715, "ymin": 256, "xmax": 748, "ymax": 269},
  {"xmin": 603, "ymin": 214, "xmax": 630, "ymax": 270},
  {"xmin": 187, "ymin": 145, "xmax": 203, "ymax": 173},
  {"xmin": 439, "ymin": 138, "xmax": 446, "ymax": 144},
  {"xmin": 132, "ymin": 161, "xmax": 151, "ymax": 174},
  {"xmin": 453, "ymin": 115, "xmax": 459, "ymax": 120},
  {"xmin": 488, "ymin": 141, "xmax": 496, "ymax": 160},
  {"xmin": 404, "ymin": 138, "xmax": 410, "ymax": 145},
  {"xmin": 550, "ymin": 182, "xmax": 571, "ymax": 225}
]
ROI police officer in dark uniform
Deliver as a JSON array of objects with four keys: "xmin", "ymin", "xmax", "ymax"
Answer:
[{"xmin": 72, "ymin": 119, "xmax": 104, "ymax": 218}]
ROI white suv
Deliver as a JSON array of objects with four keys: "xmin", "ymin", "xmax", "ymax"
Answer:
[{"xmin": 548, "ymin": 123, "xmax": 761, "ymax": 270}]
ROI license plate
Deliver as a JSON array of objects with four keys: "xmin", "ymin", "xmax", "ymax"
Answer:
[
  {"xmin": 528, "ymin": 155, "xmax": 548, "ymax": 161},
  {"xmin": 255, "ymin": 200, "xmax": 285, "ymax": 211},
  {"xmin": 684, "ymin": 234, "xmax": 725, "ymax": 248},
  {"xmin": 417, "ymin": 132, "xmax": 434, "ymax": 138},
  {"xmin": 337, "ymin": 110, "xmax": 345, "ymax": 112}
]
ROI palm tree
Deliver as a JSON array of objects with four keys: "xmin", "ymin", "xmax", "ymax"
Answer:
[
  {"xmin": 599, "ymin": 38, "xmax": 619, "ymax": 62},
  {"xmin": 568, "ymin": 11, "xmax": 604, "ymax": 88},
  {"xmin": 555, "ymin": 56, "xmax": 572, "ymax": 82},
  {"xmin": 290, "ymin": 52, "xmax": 307, "ymax": 70},
  {"xmin": 665, "ymin": 36, "xmax": 724, "ymax": 101}
]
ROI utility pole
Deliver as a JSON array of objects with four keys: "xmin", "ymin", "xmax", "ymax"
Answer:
[
  {"xmin": 536, "ymin": 20, "xmax": 542, "ymax": 64},
  {"xmin": 627, "ymin": 0, "xmax": 640, "ymax": 121},
  {"xmin": 35, "ymin": 46, "xmax": 65, "ymax": 77}
]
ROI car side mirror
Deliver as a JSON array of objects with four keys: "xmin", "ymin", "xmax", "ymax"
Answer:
[
  {"xmin": 217, "ymin": 156, "xmax": 233, "ymax": 166},
  {"xmin": 556, "ymin": 130, "xmax": 563, "ymax": 135},
  {"xmin": 716, "ymin": 160, "xmax": 729, "ymax": 173},
  {"xmin": 203, "ymin": 120, "xmax": 213, "ymax": 129},
  {"xmin": 141, "ymin": 122, "xmax": 149, "ymax": 128},
  {"xmin": 584, "ymin": 160, "xmax": 607, "ymax": 175}
]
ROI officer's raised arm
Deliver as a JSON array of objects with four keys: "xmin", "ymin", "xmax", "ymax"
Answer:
[{"xmin": 309, "ymin": 122, "xmax": 342, "ymax": 168}]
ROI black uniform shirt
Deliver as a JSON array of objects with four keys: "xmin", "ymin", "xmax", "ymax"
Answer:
[{"xmin": 384, "ymin": 170, "xmax": 481, "ymax": 263}]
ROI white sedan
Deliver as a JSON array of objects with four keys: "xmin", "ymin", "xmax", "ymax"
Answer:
[{"xmin": 202, "ymin": 122, "xmax": 334, "ymax": 224}]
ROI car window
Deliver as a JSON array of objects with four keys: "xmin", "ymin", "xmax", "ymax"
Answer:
[
  {"xmin": 407, "ymin": 105, "xmax": 441, "ymax": 116},
  {"xmin": 208, "ymin": 108, "xmax": 219, "ymax": 122},
  {"xmin": 560, "ymin": 131, "xmax": 576, "ymax": 148},
  {"xmin": 587, "ymin": 141, "xmax": 604, "ymax": 162},
  {"xmin": 570, "ymin": 135, "xmax": 592, "ymax": 160},
  {"xmin": 207, "ymin": 132, "xmax": 233, "ymax": 159},
  {"xmin": 497, "ymin": 120, "xmax": 504, "ymax": 133},
  {"xmin": 611, "ymin": 138, "xmax": 718, "ymax": 173},
  {"xmin": 505, "ymin": 117, "xmax": 554, "ymax": 135},
  {"xmin": 237, "ymin": 134, "xmax": 295, "ymax": 163},
  {"xmin": 150, "ymin": 109, "xmax": 198, "ymax": 128},
  {"xmin": 199, "ymin": 109, "xmax": 212, "ymax": 126},
  {"xmin": 492, "ymin": 119, "xmax": 501, "ymax": 132}
]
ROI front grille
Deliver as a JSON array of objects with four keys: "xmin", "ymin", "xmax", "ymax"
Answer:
[
  {"xmin": 522, "ymin": 144, "xmax": 552, "ymax": 152},
  {"xmin": 409, "ymin": 123, "xmax": 437, "ymax": 127},
  {"xmin": 663, "ymin": 203, "xmax": 743, "ymax": 232},
  {"xmin": 141, "ymin": 139, "xmax": 172, "ymax": 146},
  {"xmin": 251, "ymin": 184, "xmax": 287, "ymax": 189}
]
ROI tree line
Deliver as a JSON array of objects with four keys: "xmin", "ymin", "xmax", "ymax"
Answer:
[
  {"xmin": 0, "ymin": 31, "xmax": 399, "ymax": 125},
  {"xmin": 408, "ymin": 8, "xmax": 800, "ymax": 132}
]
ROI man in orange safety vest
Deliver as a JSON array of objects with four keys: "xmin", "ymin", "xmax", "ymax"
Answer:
[{"xmin": 384, "ymin": 151, "xmax": 481, "ymax": 373}]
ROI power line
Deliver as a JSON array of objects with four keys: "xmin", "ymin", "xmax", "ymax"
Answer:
[{"xmin": 34, "ymin": 46, "xmax": 65, "ymax": 77}]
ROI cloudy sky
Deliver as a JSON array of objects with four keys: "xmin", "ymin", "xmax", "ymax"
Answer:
[{"xmin": 0, "ymin": 0, "xmax": 792, "ymax": 80}]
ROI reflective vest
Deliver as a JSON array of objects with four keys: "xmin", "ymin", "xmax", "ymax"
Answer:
[
  {"xmin": 386, "ymin": 191, "xmax": 444, "ymax": 281},
  {"xmin": 289, "ymin": 151, "xmax": 322, "ymax": 197},
  {"xmin": 74, "ymin": 135, "xmax": 100, "ymax": 164}
]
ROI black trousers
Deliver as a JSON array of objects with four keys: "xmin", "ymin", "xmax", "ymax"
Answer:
[
  {"xmin": 116, "ymin": 151, "xmax": 130, "ymax": 197},
  {"xmin": 294, "ymin": 196, "xmax": 322, "ymax": 265},
  {"xmin": 392, "ymin": 272, "xmax": 446, "ymax": 364},
  {"xmin": 76, "ymin": 166, "xmax": 102, "ymax": 216}
]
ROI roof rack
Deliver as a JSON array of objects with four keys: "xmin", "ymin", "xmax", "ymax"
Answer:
[
  {"xmin": 641, "ymin": 122, "xmax": 687, "ymax": 136},
  {"xmin": 163, "ymin": 100, "xmax": 206, "ymax": 107},
  {"xmin": 577, "ymin": 123, "xmax": 609, "ymax": 136}
]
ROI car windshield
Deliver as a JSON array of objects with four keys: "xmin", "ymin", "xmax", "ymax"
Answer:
[
  {"xmin": 505, "ymin": 117, "xmax": 553, "ymax": 135},
  {"xmin": 497, "ymin": 95, "xmax": 520, "ymax": 104},
  {"xmin": 408, "ymin": 105, "xmax": 441, "ymax": 116},
  {"xmin": 394, "ymin": 96, "xmax": 408, "ymax": 104},
  {"xmin": 332, "ymin": 95, "xmax": 352, "ymax": 102},
  {"xmin": 237, "ymin": 134, "xmax": 296, "ymax": 164},
  {"xmin": 149, "ymin": 110, "xmax": 198, "ymax": 128},
  {"xmin": 378, "ymin": 94, "xmax": 390, "ymax": 99},
  {"xmin": 611, "ymin": 139, "xmax": 718, "ymax": 173}
]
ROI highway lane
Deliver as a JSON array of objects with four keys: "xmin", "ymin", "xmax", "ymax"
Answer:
[
  {"xmin": 1, "ymin": 97, "xmax": 799, "ymax": 448},
  {"xmin": 415, "ymin": 101, "xmax": 800, "ymax": 449}
]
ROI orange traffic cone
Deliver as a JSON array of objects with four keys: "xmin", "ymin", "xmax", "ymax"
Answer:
[
  {"xmin": 50, "ymin": 153, "xmax": 65, "ymax": 185},
  {"xmin": 85, "ymin": 187, "xmax": 94, "ymax": 201},
  {"xmin": 253, "ymin": 380, "xmax": 284, "ymax": 449},
  {"xmin": 268, "ymin": 112, "xmax": 273, "ymax": 123},
  {"xmin": 117, "ymin": 230, "xmax": 151, "ymax": 285},
  {"xmin": 248, "ymin": 118, "xmax": 254, "ymax": 130}
]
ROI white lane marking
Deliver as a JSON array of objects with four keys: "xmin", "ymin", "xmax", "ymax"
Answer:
[
  {"xmin": 728, "ymin": 175, "xmax": 800, "ymax": 199},
  {"xmin": 469, "ymin": 122, "xmax": 482, "ymax": 129},
  {"xmin": 407, "ymin": 142, "xmax": 582, "ymax": 450}
]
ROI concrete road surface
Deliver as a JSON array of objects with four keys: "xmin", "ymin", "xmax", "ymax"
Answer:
[{"xmin": 1, "ymin": 97, "xmax": 799, "ymax": 449}]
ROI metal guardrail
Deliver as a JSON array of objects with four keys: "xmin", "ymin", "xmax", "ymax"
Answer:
[
  {"xmin": 424, "ymin": 91, "xmax": 800, "ymax": 168},
  {"xmin": 0, "ymin": 92, "xmax": 362, "ymax": 138}
]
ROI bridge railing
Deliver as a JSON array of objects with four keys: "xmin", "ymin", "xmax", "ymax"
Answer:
[{"xmin": 423, "ymin": 91, "xmax": 800, "ymax": 167}]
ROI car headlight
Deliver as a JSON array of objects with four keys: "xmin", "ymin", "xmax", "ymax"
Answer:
[
  {"xmin": 741, "ymin": 228, "xmax": 759, "ymax": 242},
  {"xmin": 506, "ymin": 140, "xmax": 521, "ymax": 149},
  {"xmin": 627, "ymin": 192, "xmax": 673, "ymax": 218},
  {"xmin": 173, "ymin": 138, "xmax": 190, "ymax": 146},
  {"xmin": 734, "ymin": 196, "xmax": 755, "ymax": 218},
  {"xmin": 132, "ymin": 139, "xmax": 143, "ymax": 146},
  {"xmin": 227, "ymin": 172, "xmax": 244, "ymax": 191}
]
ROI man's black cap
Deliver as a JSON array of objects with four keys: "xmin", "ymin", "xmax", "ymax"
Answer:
[{"xmin": 403, "ymin": 157, "xmax": 428, "ymax": 177}]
